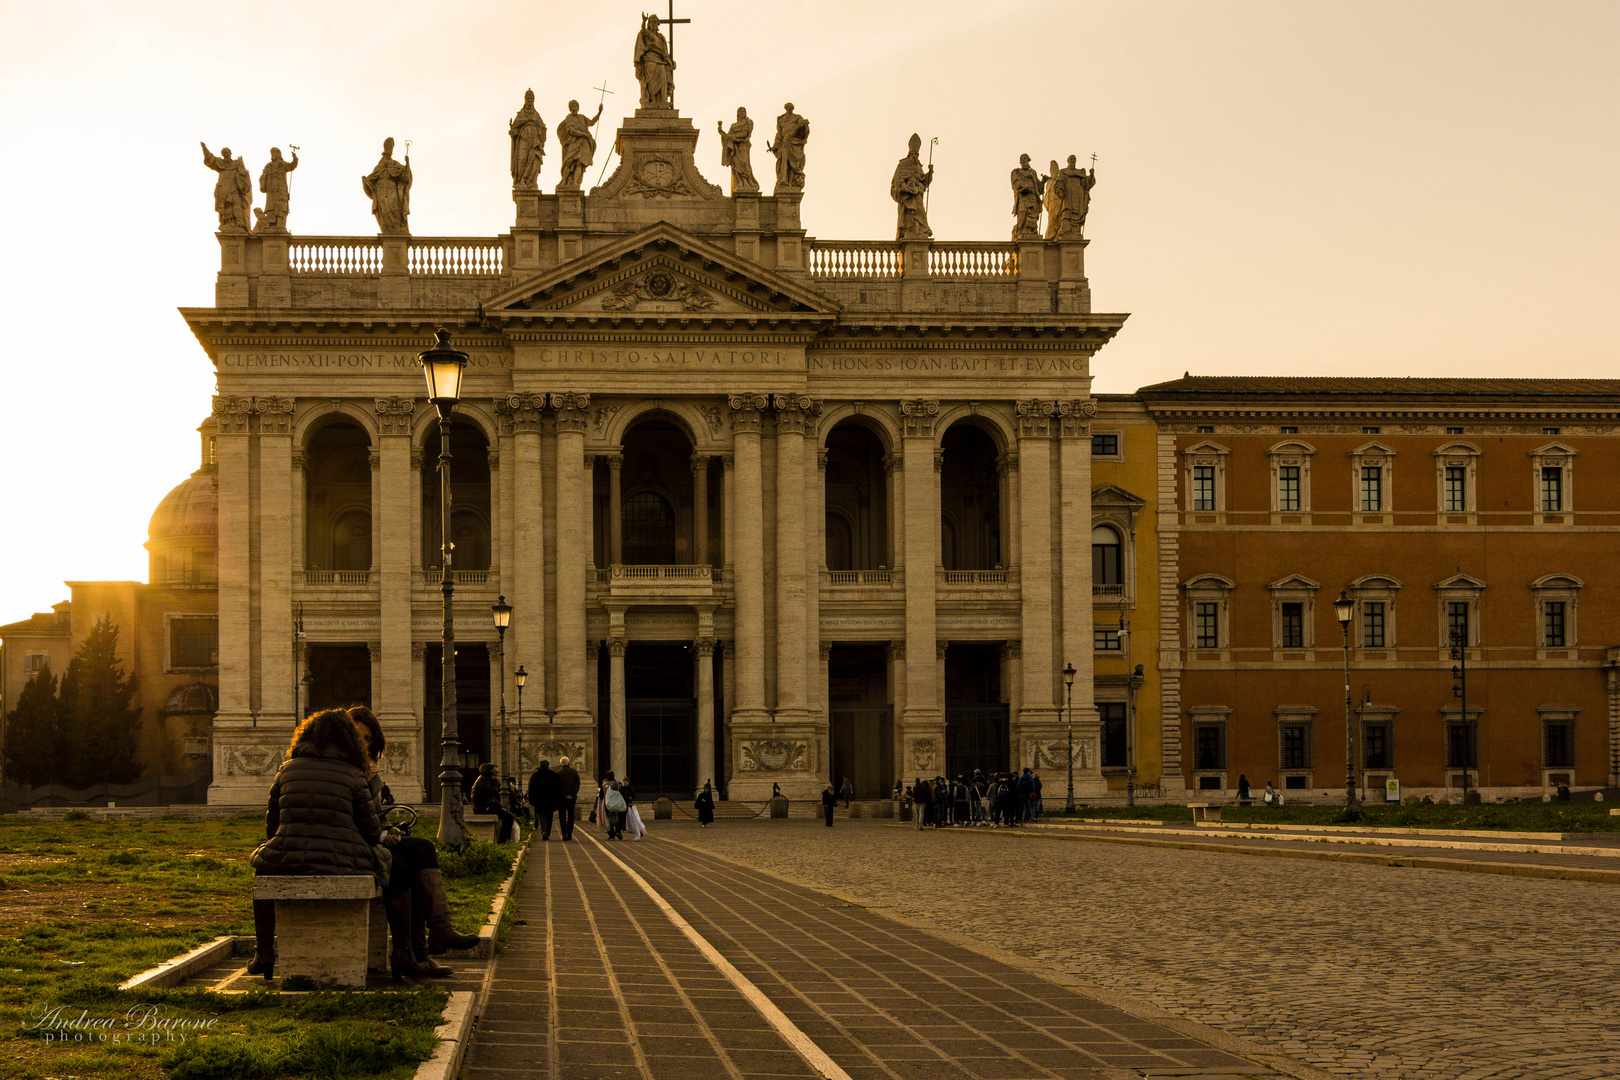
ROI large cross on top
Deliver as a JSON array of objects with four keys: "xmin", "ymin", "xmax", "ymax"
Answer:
[{"xmin": 653, "ymin": 0, "xmax": 690, "ymax": 58}]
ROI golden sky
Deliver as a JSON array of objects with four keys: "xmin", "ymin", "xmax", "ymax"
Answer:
[{"xmin": 0, "ymin": 0, "xmax": 1617, "ymax": 619}]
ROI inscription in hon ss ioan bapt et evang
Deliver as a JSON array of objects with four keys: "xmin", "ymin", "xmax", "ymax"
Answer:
[{"xmin": 811, "ymin": 354, "xmax": 1084, "ymax": 374}]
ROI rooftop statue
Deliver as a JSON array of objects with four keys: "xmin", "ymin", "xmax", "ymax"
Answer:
[
  {"xmin": 1010, "ymin": 153, "xmax": 1046, "ymax": 241},
  {"xmin": 510, "ymin": 89, "xmax": 547, "ymax": 189},
  {"xmin": 200, "ymin": 143, "xmax": 252, "ymax": 233},
  {"xmin": 362, "ymin": 137, "xmax": 412, "ymax": 235},
  {"xmin": 557, "ymin": 99, "xmax": 604, "ymax": 190},
  {"xmin": 1045, "ymin": 154, "xmax": 1095, "ymax": 241},
  {"xmin": 767, "ymin": 103, "xmax": 809, "ymax": 192},
  {"xmin": 891, "ymin": 133, "xmax": 934, "ymax": 241},
  {"xmin": 717, "ymin": 107, "xmax": 757, "ymax": 193},
  {"xmin": 254, "ymin": 147, "xmax": 299, "ymax": 234},
  {"xmin": 634, "ymin": 13, "xmax": 676, "ymax": 108}
]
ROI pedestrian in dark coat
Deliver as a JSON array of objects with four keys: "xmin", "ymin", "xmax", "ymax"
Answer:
[
  {"xmin": 527, "ymin": 760, "xmax": 562, "ymax": 839},
  {"xmin": 695, "ymin": 781, "xmax": 716, "ymax": 826},
  {"xmin": 912, "ymin": 777, "xmax": 931, "ymax": 828},
  {"xmin": 556, "ymin": 756, "xmax": 581, "ymax": 840},
  {"xmin": 952, "ymin": 776, "xmax": 971, "ymax": 826},
  {"xmin": 1000, "ymin": 773, "xmax": 1022, "ymax": 827},
  {"xmin": 840, "ymin": 776, "xmax": 855, "ymax": 807},
  {"xmin": 932, "ymin": 775, "xmax": 950, "ymax": 827},
  {"xmin": 472, "ymin": 763, "xmax": 516, "ymax": 843},
  {"xmin": 821, "ymin": 784, "xmax": 837, "ymax": 827}
]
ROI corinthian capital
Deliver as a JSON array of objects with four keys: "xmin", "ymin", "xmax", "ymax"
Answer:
[
  {"xmin": 496, "ymin": 392, "xmax": 546, "ymax": 434},
  {"xmin": 899, "ymin": 398, "xmax": 940, "ymax": 438},
  {"xmin": 1057, "ymin": 397, "xmax": 1098, "ymax": 439},
  {"xmin": 1016, "ymin": 399, "xmax": 1058, "ymax": 439},
  {"xmin": 374, "ymin": 396, "xmax": 417, "ymax": 436},
  {"xmin": 254, "ymin": 396, "xmax": 295, "ymax": 435},
  {"xmin": 773, "ymin": 394, "xmax": 821, "ymax": 436},
  {"xmin": 728, "ymin": 393, "xmax": 770, "ymax": 435},
  {"xmin": 211, "ymin": 394, "xmax": 255, "ymax": 435},
  {"xmin": 551, "ymin": 391, "xmax": 591, "ymax": 434}
]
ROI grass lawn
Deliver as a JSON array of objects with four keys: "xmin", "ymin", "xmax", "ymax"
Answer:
[
  {"xmin": 0, "ymin": 813, "xmax": 515, "ymax": 1079},
  {"xmin": 1056, "ymin": 800, "xmax": 1620, "ymax": 832}
]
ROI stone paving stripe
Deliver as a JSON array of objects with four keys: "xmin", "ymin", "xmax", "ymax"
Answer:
[{"xmin": 584, "ymin": 830, "xmax": 857, "ymax": 1080}]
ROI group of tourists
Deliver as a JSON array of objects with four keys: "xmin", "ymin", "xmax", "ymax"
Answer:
[
  {"xmin": 905, "ymin": 769, "xmax": 1044, "ymax": 828},
  {"xmin": 247, "ymin": 707, "xmax": 484, "ymax": 981},
  {"xmin": 524, "ymin": 757, "xmax": 583, "ymax": 840}
]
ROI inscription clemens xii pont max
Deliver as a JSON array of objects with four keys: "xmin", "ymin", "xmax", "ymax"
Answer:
[{"xmin": 217, "ymin": 348, "xmax": 1082, "ymax": 373}]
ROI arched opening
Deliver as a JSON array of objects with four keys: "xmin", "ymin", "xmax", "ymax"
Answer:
[
  {"xmin": 939, "ymin": 423, "xmax": 1001, "ymax": 571},
  {"xmin": 421, "ymin": 420, "xmax": 492, "ymax": 572},
  {"xmin": 823, "ymin": 422, "xmax": 889, "ymax": 571},
  {"xmin": 602, "ymin": 419, "xmax": 697, "ymax": 565},
  {"xmin": 1091, "ymin": 525, "xmax": 1122, "ymax": 586},
  {"xmin": 305, "ymin": 422, "xmax": 371, "ymax": 571}
]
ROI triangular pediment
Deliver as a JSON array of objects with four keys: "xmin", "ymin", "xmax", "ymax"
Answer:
[
  {"xmin": 1091, "ymin": 483, "xmax": 1146, "ymax": 508},
  {"xmin": 483, "ymin": 222, "xmax": 839, "ymax": 323}
]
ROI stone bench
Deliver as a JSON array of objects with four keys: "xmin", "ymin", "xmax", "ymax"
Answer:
[
  {"xmin": 252, "ymin": 874, "xmax": 384, "ymax": 988},
  {"xmin": 466, "ymin": 813, "xmax": 523, "ymax": 844},
  {"xmin": 1188, "ymin": 802, "xmax": 1223, "ymax": 825}
]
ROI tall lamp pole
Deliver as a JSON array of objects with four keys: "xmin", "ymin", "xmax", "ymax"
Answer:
[
  {"xmin": 492, "ymin": 596, "xmax": 512, "ymax": 777},
  {"xmin": 292, "ymin": 601, "xmax": 305, "ymax": 725},
  {"xmin": 1118, "ymin": 601, "xmax": 1136, "ymax": 806},
  {"xmin": 514, "ymin": 665, "xmax": 528, "ymax": 782},
  {"xmin": 1451, "ymin": 628, "xmax": 1470, "ymax": 802},
  {"xmin": 420, "ymin": 328, "xmax": 470, "ymax": 846},
  {"xmin": 1334, "ymin": 590, "xmax": 1357, "ymax": 810},
  {"xmin": 1062, "ymin": 663, "xmax": 1076, "ymax": 813}
]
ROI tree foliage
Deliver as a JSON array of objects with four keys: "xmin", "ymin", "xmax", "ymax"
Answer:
[
  {"xmin": 57, "ymin": 620, "xmax": 144, "ymax": 787},
  {"xmin": 3, "ymin": 662, "xmax": 61, "ymax": 787}
]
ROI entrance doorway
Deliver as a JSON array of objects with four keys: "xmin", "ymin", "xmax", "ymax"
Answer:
[
  {"xmin": 423, "ymin": 643, "xmax": 491, "ymax": 800},
  {"xmin": 944, "ymin": 643, "xmax": 1009, "ymax": 778},
  {"xmin": 307, "ymin": 644, "xmax": 371, "ymax": 715},
  {"xmin": 828, "ymin": 645, "xmax": 892, "ymax": 798},
  {"xmin": 626, "ymin": 643, "xmax": 696, "ymax": 797}
]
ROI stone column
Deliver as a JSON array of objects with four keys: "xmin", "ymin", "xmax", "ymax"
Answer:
[
  {"xmin": 256, "ymin": 398, "xmax": 295, "ymax": 721},
  {"xmin": 696, "ymin": 638, "xmax": 716, "ymax": 791},
  {"xmin": 608, "ymin": 638, "xmax": 628, "ymax": 777},
  {"xmin": 898, "ymin": 400, "xmax": 943, "ymax": 777},
  {"xmin": 1059, "ymin": 399, "xmax": 1104, "ymax": 794},
  {"xmin": 887, "ymin": 641, "xmax": 907, "ymax": 779},
  {"xmin": 726, "ymin": 395, "xmax": 775, "ymax": 799},
  {"xmin": 374, "ymin": 399, "xmax": 417, "ymax": 790},
  {"xmin": 999, "ymin": 450, "xmax": 1021, "ymax": 568},
  {"xmin": 719, "ymin": 452, "xmax": 734, "ymax": 572},
  {"xmin": 810, "ymin": 449, "xmax": 828, "ymax": 725},
  {"xmin": 720, "ymin": 638, "xmax": 736, "ymax": 788},
  {"xmin": 773, "ymin": 396, "xmax": 817, "ymax": 724},
  {"xmin": 487, "ymin": 442, "xmax": 503, "ymax": 581},
  {"xmin": 1002, "ymin": 641, "xmax": 1023, "ymax": 766},
  {"xmin": 499, "ymin": 394, "xmax": 546, "ymax": 730},
  {"xmin": 210, "ymin": 396, "xmax": 253, "ymax": 729},
  {"xmin": 884, "ymin": 452, "xmax": 904, "ymax": 572},
  {"xmin": 607, "ymin": 453, "xmax": 624, "ymax": 564},
  {"xmin": 552, "ymin": 393, "xmax": 592, "ymax": 728},
  {"xmin": 1015, "ymin": 400, "xmax": 1059, "ymax": 768},
  {"xmin": 692, "ymin": 456, "xmax": 709, "ymax": 566}
]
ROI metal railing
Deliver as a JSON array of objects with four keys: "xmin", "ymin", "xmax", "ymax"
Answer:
[
  {"xmin": 304, "ymin": 570, "xmax": 371, "ymax": 586},
  {"xmin": 290, "ymin": 238, "xmax": 383, "ymax": 274},
  {"xmin": 807, "ymin": 240, "xmax": 901, "ymax": 279},
  {"xmin": 929, "ymin": 242, "xmax": 1017, "ymax": 279}
]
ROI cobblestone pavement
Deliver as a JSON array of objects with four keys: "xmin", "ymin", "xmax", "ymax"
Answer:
[{"xmin": 666, "ymin": 820, "xmax": 1620, "ymax": 1080}]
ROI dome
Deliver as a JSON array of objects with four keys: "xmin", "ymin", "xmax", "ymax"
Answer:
[
  {"xmin": 148, "ymin": 469, "xmax": 218, "ymax": 543},
  {"xmin": 164, "ymin": 682, "xmax": 218, "ymax": 715}
]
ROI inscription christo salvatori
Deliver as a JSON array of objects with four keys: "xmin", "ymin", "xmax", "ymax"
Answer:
[
  {"xmin": 811, "ymin": 354, "xmax": 1083, "ymax": 374},
  {"xmin": 218, "ymin": 351, "xmax": 510, "ymax": 371},
  {"xmin": 534, "ymin": 347, "xmax": 789, "ymax": 368}
]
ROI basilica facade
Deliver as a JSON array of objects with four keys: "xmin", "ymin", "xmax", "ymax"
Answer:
[{"xmin": 184, "ymin": 85, "xmax": 1129, "ymax": 804}]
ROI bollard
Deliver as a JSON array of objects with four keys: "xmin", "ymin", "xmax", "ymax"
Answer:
[
  {"xmin": 654, "ymin": 797, "xmax": 674, "ymax": 820},
  {"xmin": 769, "ymin": 795, "xmax": 790, "ymax": 818}
]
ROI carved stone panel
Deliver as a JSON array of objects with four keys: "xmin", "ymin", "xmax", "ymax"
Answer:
[{"xmin": 738, "ymin": 739, "xmax": 807, "ymax": 772}]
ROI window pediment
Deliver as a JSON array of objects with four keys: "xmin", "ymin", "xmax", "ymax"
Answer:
[
  {"xmin": 1091, "ymin": 483, "xmax": 1146, "ymax": 509},
  {"xmin": 1350, "ymin": 441, "xmax": 1397, "ymax": 458},
  {"xmin": 1267, "ymin": 440, "xmax": 1316, "ymax": 457},
  {"xmin": 1350, "ymin": 574, "xmax": 1403, "ymax": 592},
  {"xmin": 1530, "ymin": 573, "xmax": 1583, "ymax": 590},
  {"xmin": 1184, "ymin": 440, "xmax": 1229, "ymax": 459},
  {"xmin": 1184, "ymin": 573, "xmax": 1235, "ymax": 591},
  {"xmin": 1434, "ymin": 441, "xmax": 1481, "ymax": 458},
  {"xmin": 1529, "ymin": 442, "xmax": 1578, "ymax": 459},
  {"xmin": 1434, "ymin": 572, "xmax": 1486, "ymax": 591},
  {"xmin": 1267, "ymin": 574, "xmax": 1321, "ymax": 592}
]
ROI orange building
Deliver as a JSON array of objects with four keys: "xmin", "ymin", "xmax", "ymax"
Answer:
[{"xmin": 1142, "ymin": 377, "xmax": 1620, "ymax": 802}]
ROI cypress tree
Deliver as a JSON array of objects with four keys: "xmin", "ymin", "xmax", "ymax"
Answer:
[
  {"xmin": 56, "ymin": 620, "xmax": 144, "ymax": 788},
  {"xmin": 3, "ymin": 664, "xmax": 62, "ymax": 788}
]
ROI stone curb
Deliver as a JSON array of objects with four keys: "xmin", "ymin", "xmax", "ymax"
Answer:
[
  {"xmin": 902, "ymin": 823, "xmax": 1620, "ymax": 884},
  {"xmin": 1047, "ymin": 819, "xmax": 1620, "ymax": 858},
  {"xmin": 657, "ymin": 833, "xmax": 1338, "ymax": 1080},
  {"xmin": 416, "ymin": 989, "xmax": 477, "ymax": 1080},
  {"xmin": 118, "ymin": 935, "xmax": 242, "ymax": 990}
]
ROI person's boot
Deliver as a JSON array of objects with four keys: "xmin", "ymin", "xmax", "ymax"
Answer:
[
  {"xmin": 414, "ymin": 869, "xmax": 480, "ymax": 954},
  {"xmin": 385, "ymin": 889, "xmax": 428, "ymax": 980},
  {"xmin": 411, "ymin": 906, "xmax": 454, "ymax": 978},
  {"xmin": 246, "ymin": 899, "xmax": 276, "ymax": 979}
]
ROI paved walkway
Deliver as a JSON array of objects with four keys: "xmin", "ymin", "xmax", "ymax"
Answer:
[{"xmin": 463, "ymin": 830, "xmax": 1306, "ymax": 1080}]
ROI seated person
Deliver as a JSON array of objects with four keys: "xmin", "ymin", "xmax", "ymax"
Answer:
[{"xmin": 471, "ymin": 762, "xmax": 517, "ymax": 843}]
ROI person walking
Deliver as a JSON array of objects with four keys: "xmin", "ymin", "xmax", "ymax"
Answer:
[
  {"xmin": 527, "ymin": 759, "xmax": 561, "ymax": 840},
  {"xmin": 556, "ymin": 756, "xmax": 581, "ymax": 840},
  {"xmin": 840, "ymin": 775, "xmax": 855, "ymax": 807},
  {"xmin": 821, "ymin": 783, "xmax": 837, "ymax": 827},
  {"xmin": 621, "ymin": 777, "xmax": 645, "ymax": 840},
  {"xmin": 602, "ymin": 775, "xmax": 628, "ymax": 840},
  {"xmin": 1237, "ymin": 773, "xmax": 1252, "ymax": 804},
  {"xmin": 695, "ymin": 781, "xmax": 716, "ymax": 827}
]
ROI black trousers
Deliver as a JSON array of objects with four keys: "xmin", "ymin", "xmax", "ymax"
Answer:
[
  {"xmin": 384, "ymin": 835, "xmax": 438, "ymax": 892},
  {"xmin": 823, "ymin": 804, "xmax": 835, "ymax": 826},
  {"xmin": 558, "ymin": 798, "xmax": 576, "ymax": 839},
  {"xmin": 536, "ymin": 807, "xmax": 556, "ymax": 838}
]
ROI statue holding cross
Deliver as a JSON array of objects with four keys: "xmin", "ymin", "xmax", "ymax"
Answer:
[{"xmin": 633, "ymin": 11, "xmax": 679, "ymax": 109}]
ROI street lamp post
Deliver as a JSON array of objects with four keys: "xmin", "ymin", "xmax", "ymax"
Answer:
[
  {"xmin": 1062, "ymin": 663, "xmax": 1076, "ymax": 813},
  {"xmin": 514, "ymin": 665, "xmax": 527, "ymax": 782},
  {"xmin": 292, "ymin": 601, "xmax": 305, "ymax": 725},
  {"xmin": 1334, "ymin": 590, "xmax": 1357, "ymax": 810},
  {"xmin": 1451, "ymin": 628, "xmax": 1470, "ymax": 803},
  {"xmin": 1118, "ymin": 602, "xmax": 1136, "ymax": 806},
  {"xmin": 420, "ymin": 328, "xmax": 470, "ymax": 847},
  {"xmin": 492, "ymin": 596, "xmax": 512, "ymax": 778}
]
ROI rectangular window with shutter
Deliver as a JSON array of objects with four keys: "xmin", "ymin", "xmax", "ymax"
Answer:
[
  {"xmin": 1363, "ymin": 723, "xmax": 1392, "ymax": 769},
  {"xmin": 1446, "ymin": 723, "xmax": 1479, "ymax": 768},
  {"xmin": 1192, "ymin": 466, "xmax": 1215, "ymax": 511},
  {"xmin": 1280, "ymin": 723, "xmax": 1311, "ymax": 770},
  {"xmin": 1362, "ymin": 602, "xmax": 1385, "ymax": 647},
  {"xmin": 1544, "ymin": 602, "xmax": 1566, "ymax": 647},
  {"xmin": 1194, "ymin": 602, "xmax": 1219, "ymax": 648},
  {"xmin": 1277, "ymin": 466, "xmax": 1300, "ymax": 511},
  {"xmin": 1543, "ymin": 721, "xmax": 1574, "ymax": 768},
  {"xmin": 1280, "ymin": 603, "xmax": 1304, "ymax": 648},
  {"xmin": 1091, "ymin": 432, "xmax": 1119, "ymax": 457},
  {"xmin": 1193, "ymin": 723, "xmax": 1226, "ymax": 770},
  {"xmin": 1100, "ymin": 703, "xmax": 1129, "ymax": 768},
  {"xmin": 170, "ymin": 618, "xmax": 221, "ymax": 669},
  {"xmin": 1444, "ymin": 466, "xmax": 1467, "ymax": 512},
  {"xmin": 1447, "ymin": 601, "xmax": 1470, "ymax": 647},
  {"xmin": 1360, "ymin": 466, "xmax": 1383, "ymax": 511}
]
